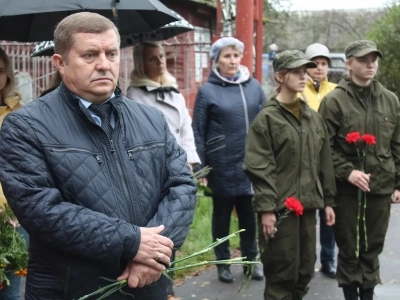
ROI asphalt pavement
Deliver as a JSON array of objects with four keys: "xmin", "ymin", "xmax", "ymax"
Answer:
[{"xmin": 174, "ymin": 204, "xmax": 400, "ymax": 300}]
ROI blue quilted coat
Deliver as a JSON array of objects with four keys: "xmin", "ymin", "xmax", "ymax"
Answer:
[
  {"xmin": 0, "ymin": 83, "xmax": 197, "ymax": 299},
  {"xmin": 193, "ymin": 66, "xmax": 267, "ymax": 198}
]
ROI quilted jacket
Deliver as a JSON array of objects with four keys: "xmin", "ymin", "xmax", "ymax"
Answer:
[
  {"xmin": 0, "ymin": 83, "xmax": 197, "ymax": 300},
  {"xmin": 192, "ymin": 66, "xmax": 267, "ymax": 198}
]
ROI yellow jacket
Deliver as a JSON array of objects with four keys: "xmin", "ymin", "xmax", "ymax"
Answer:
[
  {"xmin": 0, "ymin": 92, "xmax": 22, "ymax": 207},
  {"xmin": 301, "ymin": 78, "xmax": 336, "ymax": 111}
]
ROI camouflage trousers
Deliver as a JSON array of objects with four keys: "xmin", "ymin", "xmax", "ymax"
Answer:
[
  {"xmin": 259, "ymin": 209, "xmax": 316, "ymax": 300},
  {"xmin": 334, "ymin": 194, "xmax": 391, "ymax": 289}
]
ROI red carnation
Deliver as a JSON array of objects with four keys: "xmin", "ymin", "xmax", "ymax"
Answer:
[
  {"xmin": 346, "ymin": 132, "xmax": 361, "ymax": 144},
  {"xmin": 284, "ymin": 197, "xmax": 304, "ymax": 216},
  {"xmin": 361, "ymin": 134, "xmax": 376, "ymax": 145}
]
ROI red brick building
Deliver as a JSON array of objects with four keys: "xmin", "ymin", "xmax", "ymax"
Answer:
[
  {"xmin": 0, "ymin": 1, "xmax": 216, "ymax": 111},
  {"xmin": 161, "ymin": 0, "xmax": 216, "ymax": 111}
]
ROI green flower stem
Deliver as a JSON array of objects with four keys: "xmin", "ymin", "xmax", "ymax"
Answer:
[
  {"xmin": 354, "ymin": 149, "xmax": 368, "ymax": 258},
  {"xmin": 166, "ymin": 257, "xmax": 258, "ymax": 273},
  {"xmin": 356, "ymin": 188, "xmax": 362, "ymax": 258},
  {"xmin": 78, "ymin": 280, "xmax": 126, "ymax": 300},
  {"xmin": 77, "ymin": 229, "xmax": 255, "ymax": 299},
  {"xmin": 192, "ymin": 166, "xmax": 212, "ymax": 180},
  {"xmin": 363, "ymin": 191, "xmax": 368, "ymax": 252},
  {"xmin": 360, "ymin": 150, "xmax": 368, "ymax": 253},
  {"xmin": 171, "ymin": 229, "xmax": 245, "ymax": 266}
]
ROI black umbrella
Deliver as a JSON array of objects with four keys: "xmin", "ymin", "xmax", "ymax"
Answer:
[
  {"xmin": 120, "ymin": 10, "xmax": 194, "ymax": 47},
  {"xmin": 31, "ymin": 10, "xmax": 194, "ymax": 57},
  {"xmin": 0, "ymin": 0, "xmax": 179, "ymax": 42}
]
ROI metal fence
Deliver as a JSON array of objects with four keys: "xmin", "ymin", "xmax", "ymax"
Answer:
[{"xmin": 0, "ymin": 27, "xmax": 212, "ymax": 109}]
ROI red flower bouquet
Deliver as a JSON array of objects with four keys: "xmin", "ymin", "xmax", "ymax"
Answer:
[
  {"xmin": 284, "ymin": 197, "xmax": 304, "ymax": 217},
  {"xmin": 275, "ymin": 197, "xmax": 304, "ymax": 228},
  {"xmin": 345, "ymin": 131, "xmax": 376, "ymax": 257}
]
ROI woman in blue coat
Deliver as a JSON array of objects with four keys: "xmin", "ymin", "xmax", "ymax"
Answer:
[{"xmin": 193, "ymin": 37, "xmax": 266, "ymax": 283}]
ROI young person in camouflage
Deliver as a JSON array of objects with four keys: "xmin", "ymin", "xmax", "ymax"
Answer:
[
  {"xmin": 319, "ymin": 40, "xmax": 400, "ymax": 300},
  {"xmin": 244, "ymin": 50, "xmax": 337, "ymax": 300}
]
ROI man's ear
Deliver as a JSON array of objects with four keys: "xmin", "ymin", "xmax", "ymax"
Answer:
[{"xmin": 52, "ymin": 54, "xmax": 66, "ymax": 75}]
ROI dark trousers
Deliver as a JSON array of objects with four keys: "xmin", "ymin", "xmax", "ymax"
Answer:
[
  {"xmin": 212, "ymin": 195, "xmax": 258, "ymax": 261},
  {"xmin": 334, "ymin": 194, "xmax": 391, "ymax": 289},
  {"xmin": 259, "ymin": 209, "xmax": 316, "ymax": 300},
  {"xmin": 319, "ymin": 208, "xmax": 336, "ymax": 265}
]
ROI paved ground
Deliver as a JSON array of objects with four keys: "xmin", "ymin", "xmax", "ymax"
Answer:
[{"xmin": 174, "ymin": 204, "xmax": 400, "ymax": 300}]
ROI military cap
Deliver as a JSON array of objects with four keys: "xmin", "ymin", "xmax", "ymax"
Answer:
[
  {"xmin": 345, "ymin": 40, "xmax": 383, "ymax": 59},
  {"xmin": 273, "ymin": 50, "xmax": 317, "ymax": 72}
]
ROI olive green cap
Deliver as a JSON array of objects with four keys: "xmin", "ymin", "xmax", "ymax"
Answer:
[
  {"xmin": 273, "ymin": 50, "xmax": 317, "ymax": 72},
  {"xmin": 345, "ymin": 40, "xmax": 383, "ymax": 58}
]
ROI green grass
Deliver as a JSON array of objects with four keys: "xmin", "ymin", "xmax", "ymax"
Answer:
[{"xmin": 174, "ymin": 196, "xmax": 240, "ymax": 279}]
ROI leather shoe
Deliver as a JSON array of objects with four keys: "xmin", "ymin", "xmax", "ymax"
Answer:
[
  {"xmin": 218, "ymin": 265, "xmax": 234, "ymax": 283},
  {"xmin": 243, "ymin": 263, "xmax": 264, "ymax": 280},
  {"xmin": 320, "ymin": 263, "xmax": 336, "ymax": 278}
]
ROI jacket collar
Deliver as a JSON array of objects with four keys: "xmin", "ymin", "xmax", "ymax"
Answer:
[
  {"xmin": 2, "ymin": 92, "xmax": 21, "ymax": 110},
  {"xmin": 208, "ymin": 65, "xmax": 251, "ymax": 86},
  {"xmin": 265, "ymin": 97, "xmax": 313, "ymax": 118},
  {"xmin": 59, "ymin": 81, "xmax": 123, "ymax": 107}
]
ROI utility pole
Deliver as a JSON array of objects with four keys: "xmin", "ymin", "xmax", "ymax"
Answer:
[
  {"xmin": 214, "ymin": 0, "xmax": 264, "ymax": 82},
  {"xmin": 254, "ymin": 0, "xmax": 264, "ymax": 82},
  {"xmin": 235, "ymin": 0, "xmax": 254, "ymax": 73}
]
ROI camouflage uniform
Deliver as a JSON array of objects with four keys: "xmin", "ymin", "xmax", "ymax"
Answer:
[
  {"xmin": 319, "ymin": 40, "xmax": 399, "ymax": 299},
  {"xmin": 244, "ymin": 50, "xmax": 337, "ymax": 300}
]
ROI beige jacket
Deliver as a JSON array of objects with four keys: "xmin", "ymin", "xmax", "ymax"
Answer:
[
  {"xmin": 0, "ymin": 92, "xmax": 22, "ymax": 207},
  {"xmin": 126, "ymin": 77, "xmax": 201, "ymax": 165}
]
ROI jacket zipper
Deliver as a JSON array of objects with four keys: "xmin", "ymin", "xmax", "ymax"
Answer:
[
  {"xmin": 364, "ymin": 94, "xmax": 372, "ymax": 172},
  {"xmin": 239, "ymin": 85, "xmax": 250, "ymax": 133},
  {"xmin": 278, "ymin": 103, "xmax": 304, "ymax": 200},
  {"xmin": 298, "ymin": 124, "xmax": 303, "ymax": 200},
  {"xmin": 127, "ymin": 143, "xmax": 165, "ymax": 160},
  {"xmin": 51, "ymin": 147, "xmax": 102, "ymax": 164},
  {"xmin": 239, "ymin": 84, "xmax": 253, "ymax": 193},
  {"xmin": 109, "ymin": 134, "xmax": 137, "ymax": 225}
]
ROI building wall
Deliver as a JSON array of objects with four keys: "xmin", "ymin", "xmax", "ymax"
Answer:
[{"xmin": 162, "ymin": 0, "xmax": 216, "ymax": 113}]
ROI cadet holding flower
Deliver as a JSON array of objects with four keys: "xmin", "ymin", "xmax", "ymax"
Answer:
[
  {"xmin": 243, "ymin": 50, "xmax": 336, "ymax": 300},
  {"xmin": 319, "ymin": 40, "xmax": 400, "ymax": 300}
]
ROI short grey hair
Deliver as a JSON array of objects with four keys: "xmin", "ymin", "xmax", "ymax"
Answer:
[{"xmin": 54, "ymin": 12, "xmax": 120, "ymax": 58}]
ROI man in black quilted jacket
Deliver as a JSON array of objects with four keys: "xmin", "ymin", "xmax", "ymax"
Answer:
[{"xmin": 0, "ymin": 12, "xmax": 197, "ymax": 300}]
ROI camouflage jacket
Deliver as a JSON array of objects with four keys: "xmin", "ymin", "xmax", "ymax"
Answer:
[
  {"xmin": 243, "ymin": 97, "xmax": 336, "ymax": 212},
  {"xmin": 319, "ymin": 78, "xmax": 400, "ymax": 195}
]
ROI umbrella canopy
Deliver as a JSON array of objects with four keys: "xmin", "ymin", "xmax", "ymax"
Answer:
[
  {"xmin": 31, "ymin": 10, "xmax": 194, "ymax": 57},
  {"xmin": 120, "ymin": 10, "xmax": 194, "ymax": 47},
  {"xmin": 0, "ymin": 0, "xmax": 179, "ymax": 42}
]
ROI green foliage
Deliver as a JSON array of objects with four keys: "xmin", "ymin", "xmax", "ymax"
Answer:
[
  {"xmin": 367, "ymin": 3, "xmax": 400, "ymax": 96},
  {"xmin": 0, "ymin": 205, "xmax": 29, "ymax": 286},
  {"xmin": 174, "ymin": 196, "xmax": 240, "ymax": 279},
  {"xmin": 263, "ymin": 0, "xmax": 292, "ymax": 51}
]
